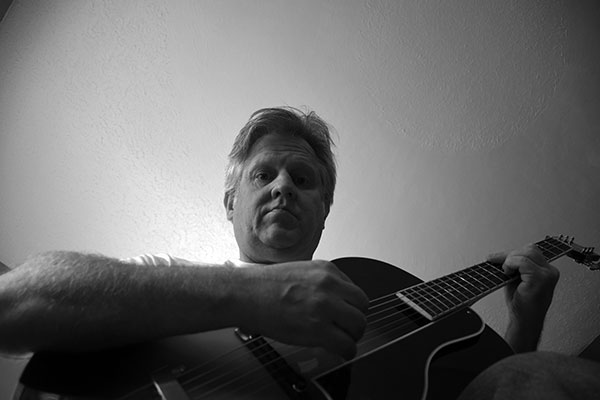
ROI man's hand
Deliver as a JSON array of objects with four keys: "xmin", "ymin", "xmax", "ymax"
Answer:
[
  {"xmin": 487, "ymin": 244, "xmax": 560, "ymax": 352},
  {"xmin": 237, "ymin": 260, "xmax": 369, "ymax": 360}
]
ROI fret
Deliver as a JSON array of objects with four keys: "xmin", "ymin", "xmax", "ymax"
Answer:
[
  {"xmin": 481, "ymin": 261, "xmax": 510, "ymax": 280},
  {"xmin": 455, "ymin": 269, "xmax": 487, "ymax": 294},
  {"xmin": 397, "ymin": 288, "xmax": 439, "ymax": 320},
  {"xmin": 475, "ymin": 262, "xmax": 510, "ymax": 284},
  {"xmin": 402, "ymin": 287, "xmax": 444, "ymax": 315},
  {"xmin": 444, "ymin": 275, "xmax": 477, "ymax": 299},
  {"xmin": 396, "ymin": 236, "xmax": 575, "ymax": 321},
  {"xmin": 397, "ymin": 267, "xmax": 499, "ymax": 320},
  {"xmin": 453, "ymin": 274, "xmax": 479, "ymax": 296},
  {"xmin": 421, "ymin": 282, "xmax": 456, "ymax": 308},
  {"xmin": 470, "ymin": 265, "xmax": 499, "ymax": 287},
  {"xmin": 431, "ymin": 279, "xmax": 464, "ymax": 305},
  {"xmin": 536, "ymin": 237, "xmax": 571, "ymax": 261},
  {"xmin": 412, "ymin": 286, "xmax": 449, "ymax": 313},
  {"xmin": 536, "ymin": 242, "xmax": 560, "ymax": 260},
  {"xmin": 438, "ymin": 276, "xmax": 471, "ymax": 302}
]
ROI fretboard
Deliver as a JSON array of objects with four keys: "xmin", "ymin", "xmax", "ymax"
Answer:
[{"xmin": 396, "ymin": 236, "xmax": 572, "ymax": 321}]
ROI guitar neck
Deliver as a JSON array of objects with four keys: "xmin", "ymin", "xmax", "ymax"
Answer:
[{"xmin": 396, "ymin": 237, "xmax": 573, "ymax": 321}]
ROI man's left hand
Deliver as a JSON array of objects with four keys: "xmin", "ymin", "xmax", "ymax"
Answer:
[{"xmin": 487, "ymin": 244, "xmax": 560, "ymax": 352}]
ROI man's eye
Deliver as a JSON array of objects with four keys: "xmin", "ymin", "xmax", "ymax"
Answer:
[
  {"xmin": 255, "ymin": 172, "xmax": 271, "ymax": 182},
  {"xmin": 294, "ymin": 176, "xmax": 310, "ymax": 186}
]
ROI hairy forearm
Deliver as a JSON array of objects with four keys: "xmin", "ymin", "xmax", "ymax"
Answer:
[{"xmin": 0, "ymin": 251, "xmax": 242, "ymax": 354}]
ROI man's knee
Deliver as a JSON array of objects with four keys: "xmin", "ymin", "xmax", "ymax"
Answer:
[{"xmin": 459, "ymin": 351, "xmax": 600, "ymax": 400}]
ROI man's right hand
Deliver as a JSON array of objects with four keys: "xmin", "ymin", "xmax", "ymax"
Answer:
[{"xmin": 235, "ymin": 260, "xmax": 369, "ymax": 360}]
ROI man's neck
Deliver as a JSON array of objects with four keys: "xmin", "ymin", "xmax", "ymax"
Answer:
[{"xmin": 238, "ymin": 251, "xmax": 312, "ymax": 265}]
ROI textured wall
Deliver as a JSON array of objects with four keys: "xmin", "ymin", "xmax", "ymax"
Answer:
[{"xmin": 1, "ymin": 0, "xmax": 600, "ymax": 394}]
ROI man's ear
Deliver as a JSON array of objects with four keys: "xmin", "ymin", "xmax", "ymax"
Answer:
[
  {"xmin": 322, "ymin": 202, "xmax": 330, "ymax": 229},
  {"xmin": 224, "ymin": 192, "xmax": 235, "ymax": 222}
]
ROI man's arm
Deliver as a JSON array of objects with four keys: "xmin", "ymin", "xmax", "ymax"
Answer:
[
  {"xmin": 0, "ymin": 252, "xmax": 368, "ymax": 359},
  {"xmin": 0, "ymin": 251, "xmax": 244, "ymax": 353},
  {"xmin": 487, "ymin": 245, "xmax": 560, "ymax": 353}
]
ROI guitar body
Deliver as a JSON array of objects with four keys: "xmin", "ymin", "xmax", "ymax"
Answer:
[{"xmin": 15, "ymin": 258, "xmax": 512, "ymax": 399}]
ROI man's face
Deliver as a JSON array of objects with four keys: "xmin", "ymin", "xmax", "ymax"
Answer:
[{"xmin": 225, "ymin": 133, "xmax": 328, "ymax": 263}]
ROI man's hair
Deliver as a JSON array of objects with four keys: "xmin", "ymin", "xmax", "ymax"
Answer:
[{"xmin": 225, "ymin": 106, "xmax": 337, "ymax": 210}]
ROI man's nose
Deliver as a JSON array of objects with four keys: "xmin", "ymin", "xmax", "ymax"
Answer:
[{"xmin": 271, "ymin": 172, "xmax": 296, "ymax": 199}]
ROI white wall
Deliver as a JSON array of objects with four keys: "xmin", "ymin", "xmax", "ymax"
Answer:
[{"xmin": 1, "ymin": 0, "xmax": 599, "ymax": 393}]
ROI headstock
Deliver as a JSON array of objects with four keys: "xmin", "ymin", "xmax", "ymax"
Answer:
[{"xmin": 550, "ymin": 235, "xmax": 600, "ymax": 270}]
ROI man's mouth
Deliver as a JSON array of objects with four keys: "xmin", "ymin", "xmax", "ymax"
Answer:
[
  {"xmin": 267, "ymin": 206, "xmax": 298, "ymax": 222},
  {"xmin": 270, "ymin": 207, "xmax": 293, "ymax": 216}
]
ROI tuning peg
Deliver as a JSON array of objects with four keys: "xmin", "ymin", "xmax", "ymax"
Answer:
[
  {"xmin": 558, "ymin": 235, "xmax": 571, "ymax": 243},
  {"xmin": 586, "ymin": 261, "xmax": 600, "ymax": 271}
]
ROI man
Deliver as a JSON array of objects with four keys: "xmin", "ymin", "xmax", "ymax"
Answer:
[{"xmin": 0, "ymin": 107, "xmax": 558, "ymax": 362}]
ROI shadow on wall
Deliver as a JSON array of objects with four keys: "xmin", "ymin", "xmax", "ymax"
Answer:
[{"xmin": 1, "ymin": 260, "xmax": 11, "ymax": 274}]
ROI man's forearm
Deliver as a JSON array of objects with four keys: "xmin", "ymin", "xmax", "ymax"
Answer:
[
  {"xmin": 0, "ymin": 251, "xmax": 241, "ymax": 354},
  {"xmin": 504, "ymin": 318, "xmax": 543, "ymax": 353}
]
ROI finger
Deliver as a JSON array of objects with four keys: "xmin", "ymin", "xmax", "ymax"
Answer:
[
  {"xmin": 320, "ymin": 326, "xmax": 359, "ymax": 360},
  {"xmin": 319, "ymin": 260, "xmax": 355, "ymax": 284},
  {"xmin": 310, "ymin": 261, "xmax": 370, "ymax": 312},
  {"xmin": 519, "ymin": 244, "xmax": 547, "ymax": 266},
  {"xmin": 338, "ymin": 280, "xmax": 370, "ymax": 313},
  {"xmin": 331, "ymin": 299, "xmax": 367, "ymax": 342},
  {"xmin": 486, "ymin": 251, "xmax": 508, "ymax": 264},
  {"xmin": 501, "ymin": 254, "xmax": 543, "ymax": 279},
  {"xmin": 503, "ymin": 244, "xmax": 547, "ymax": 265}
]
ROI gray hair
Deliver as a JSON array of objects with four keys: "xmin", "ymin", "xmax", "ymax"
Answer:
[{"xmin": 225, "ymin": 107, "xmax": 337, "ymax": 211}]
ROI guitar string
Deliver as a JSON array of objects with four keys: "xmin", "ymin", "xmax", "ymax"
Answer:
[
  {"xmin": 179, "ymin": 278, "xmax": 489, "ymax": 396},
  {"xmin": 176, "ymin": 295, "xmax": 413, "ymax": 392},
  {"xmin": 178, "ymin": 292, "xmax": 410, "ymax": 376},
  {"xmin": 117, "ymin": 268, "xmax": 505, "ymax": 399},
  {"xmin": 120, "ymin": 241, "xmax": 563, "ymax": 398},
  {"xmin": 119, "ymin": 280, "xmax": 484, "ymax": 400},
  {"xmin": 181, "ymin": 273, "xmax": 506, "ymax": 397},
  {"xmin": 186, "ymin": 304, "xmax": 426, "ymax": 399},
  {"xmin": 193, "ymin": 306, "xmax": 422, "ymax": 400},
  {"xmin": 114, "ymin": 290, "xmax": 408, "ymax": 400},
  {"xmin": 124, "ymin": 278, "xmax": 500, "ymax": 400},
  {"xmin": 184, "ymin": 248, "xmax": 568, "ymax": 398},
  {"xmin": 191, "ymin": 369, "xmax": 287, "ymax": 400},
  {"xmin": 171, "ymin": 290, "xmax": 405, "ymax": 383},
  {"xmin": 182, "ymin": 295, "xmax": 457, "ymax": 397},
  {"xmin": 187, "ymin": 264, "xmax": 520, "ymax": 398}
]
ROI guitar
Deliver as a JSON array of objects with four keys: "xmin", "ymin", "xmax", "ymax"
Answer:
[{"xmin": 11, "ymin": 236, "xmax": 600, "ymax": 400}]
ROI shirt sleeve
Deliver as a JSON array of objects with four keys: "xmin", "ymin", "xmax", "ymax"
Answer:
[
  {"xmin": 121, "ymin": 253, "xmax": 207, "ymax": 267},
  {"xmin": 121, "ymin": 253, "xmax": 178, "ymax": 267}
]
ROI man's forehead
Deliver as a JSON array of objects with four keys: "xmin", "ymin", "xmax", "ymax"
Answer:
[{"xmin": 247, "ymin": 133, "xmax": 317, "ymax": 163}]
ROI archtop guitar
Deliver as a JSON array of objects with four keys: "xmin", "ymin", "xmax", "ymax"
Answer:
[{"xmin": 11, "ymin": 235, "xmax": 600, "ymax": 399}]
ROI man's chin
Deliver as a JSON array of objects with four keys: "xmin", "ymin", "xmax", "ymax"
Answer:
[
  {"xmin": 260, "ymin": 234, "xmax": 300, "ymax": 250},
  {"xmin": 258, "ymin": 226, "xmax": 310, "ymax": 251}
]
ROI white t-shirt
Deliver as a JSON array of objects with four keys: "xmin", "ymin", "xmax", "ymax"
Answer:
[{"xmin": 122, "ymin": 253, "xmax": 254, "ymax": 268}]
